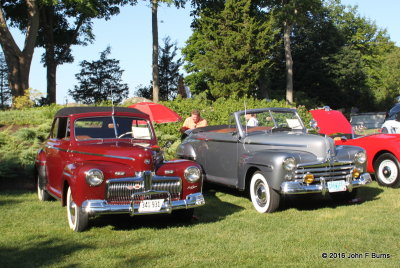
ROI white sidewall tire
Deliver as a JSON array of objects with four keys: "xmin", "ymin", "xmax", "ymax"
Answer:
[
  {"xmin": 375, "ymin": 153, "xmax": 400, "ymax": 188},
  {"xmin": 37, "ymin": 175, "xmax": 50, "ymax": 201},
  {"xmin": 250, "ymin": 172, "xmax": 280, "ymax": 213},
  {"xmin": 67, "ymin": 186, "xmax": 88, "ymax": 232}
]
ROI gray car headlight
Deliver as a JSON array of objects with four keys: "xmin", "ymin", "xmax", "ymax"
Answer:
[
  {"xmin": 85, "ymin": 169, "xmax": 104, "ymax": 186},
  {"xmin": 354, "ymin": 152, "xmax": 367, "ymax": 165},
  {"xmin": 184, "ymin": 166, "xmax": 201, "ymax": 183},
  {"xmin": 283, "ymin": 157, "xmax": 296, "ymax": 171}
]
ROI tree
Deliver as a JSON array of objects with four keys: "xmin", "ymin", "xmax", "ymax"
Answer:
[
  {"xmin": 136, "ymin": 37, "xmax": 183, "ymax": 101},
  {"xmin": 266, "ymin": 0, "xmax": 322, "ymax": 104},
  {"xmin": 182, "ymin": 0, "xmax": 277, "ymax": 99},
  {"xmin": 0, "ymin": 53, "xmax": 11, "ymax": 109},
  {"xmin": 3, "ymin": 1, "xmax": 136, "ymax": 104},
  {"xmin": 69, "ymin": 47, "xmax": 129, "ymax": 104},
  {"xmin": 148, "ymin": 0, "xmax": 186, "ymax": 103},
  {"xmin": 0, "ymin": 0, "xmax": 39, "ymax": 100}
]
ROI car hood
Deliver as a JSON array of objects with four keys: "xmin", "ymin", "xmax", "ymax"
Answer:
[
  {"xmin": 310, "ymin": 109, "xmax": 352, "ymax": 135},
  {"xmin": 244, "ymin": 132, "xmax": 336, "ymax": 161}
]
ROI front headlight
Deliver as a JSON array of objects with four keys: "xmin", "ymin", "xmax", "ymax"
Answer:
[
  {"xmin": 283, "ymin": 157, "xmax": 296, "ymax": 171},
  {"xmin": 354, "ymin": 152, "xmax": 367, "ymax": 165},
  {"xmin": 184, "ymin": 166, "xmax": 201, "ymax": 183},
  {"xmin": 85, "ymin": 169, "xmax": 104, "ymax": 186}
]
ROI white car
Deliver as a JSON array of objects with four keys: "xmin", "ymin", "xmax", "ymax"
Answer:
[{"xmin": 381, "ymin": 120, "xmax": 400, "ymax": 133}]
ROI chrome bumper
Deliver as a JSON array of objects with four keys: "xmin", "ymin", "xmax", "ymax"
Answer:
[
  {"xmin": 81, "ymin": 192, "xmax": 205, "ymax": 216},
  {"xmin": 281, "ymin": 173, "xmax": 372, "ymax": 195}
]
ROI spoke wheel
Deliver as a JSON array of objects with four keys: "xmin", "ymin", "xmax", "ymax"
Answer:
[
  {"xmin": 67, "ymin": 186, "xmax": 89, "ymax": 232},
  {"xmin": 249, "ymin": 172, "xmax": 280, "ymax": 213},
  {"xmin": 374, "ymin": 153, "xmax": 400, "ymax": 188}
]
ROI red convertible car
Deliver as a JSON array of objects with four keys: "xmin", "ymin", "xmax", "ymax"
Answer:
[
  {"xmin": 35, "ymin": 107, "xmax": 205, "ymax": 231},
  {"xmin": 310, "ymin": 107, "xmax": 400, "ymax": 188}
]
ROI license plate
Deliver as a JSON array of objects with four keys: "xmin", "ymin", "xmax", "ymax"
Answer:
[
  {"xmin": 327, "ymin": 180, "xmax": 347, "ymax": 192},
  {"xmin": 138, "ymin": 199, "xmax": 164, "ymax": 212}
]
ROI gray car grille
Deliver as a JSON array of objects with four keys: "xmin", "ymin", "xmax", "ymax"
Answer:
[
  {"xmin": 106, "ymin": 177, "xmax": 182, "ymax": 203},
  {"xmin": 294, "ymin": 162, "xmax": 354, "ymax": 182}
]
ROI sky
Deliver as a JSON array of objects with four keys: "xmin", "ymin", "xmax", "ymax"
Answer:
[{"xmin": 9, "ymin": 0, "xmax": 400, "ymax": 104}]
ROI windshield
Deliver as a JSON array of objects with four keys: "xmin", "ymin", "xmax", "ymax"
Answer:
[
  {"xmin": 74, "ymin": 116, "xmax": 153, "ymax": 141},
  {"xmin": 239, "ymin": 110, "xmax": 304, "ymax": 134}
]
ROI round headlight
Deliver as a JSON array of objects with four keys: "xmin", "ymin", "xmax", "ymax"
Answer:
[
  {"xmin": 184, "ymin": 166, "xmax": 201, "ymax": 183},
  {"xmin": 283, "ymin": 157, "xmax": 296, "ymax": 171},
  {"xmin": 85, "ymin": 169, "xmax": 104, "ymax": 186},
  {"xmin": 355, "ymin": 152, "xmax": 367, "ymax": 165}
]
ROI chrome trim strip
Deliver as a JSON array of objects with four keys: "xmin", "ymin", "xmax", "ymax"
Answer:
[
  {"xmin": 244, "ymin": 142, "xmax": 307, "ymax": 147},
  {"xmin": 45, "ymin": 144, "xmax": 135, "ymax": 161}
]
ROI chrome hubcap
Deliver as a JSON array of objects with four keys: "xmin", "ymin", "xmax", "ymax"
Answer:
[{"xmin": 255, "ymin": 181, "xmax": 267, "ymax": 207}]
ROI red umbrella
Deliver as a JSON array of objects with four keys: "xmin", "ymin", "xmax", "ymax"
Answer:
[{"xmin": 128, "ymin": 102, "xmax": 182, "ymax": 123}]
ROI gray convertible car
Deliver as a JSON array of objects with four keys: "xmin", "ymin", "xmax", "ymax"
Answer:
[{"xmin": 177, "ymin": 108, "xmax": 372, "ymax": 213}]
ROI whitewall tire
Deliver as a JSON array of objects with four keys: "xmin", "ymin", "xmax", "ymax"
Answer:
[
  {"xmin": 249, "ymin": 172, "xmax": 280, "ymax": 213},
  {"xmin": 67, "ymin": 186, "xmax": 89, "ymax": 232}
]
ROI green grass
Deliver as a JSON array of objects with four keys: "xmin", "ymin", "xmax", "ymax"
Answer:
[{"xmin": 0, "ymin": 182, "xmax": 398, "ymax": 267}]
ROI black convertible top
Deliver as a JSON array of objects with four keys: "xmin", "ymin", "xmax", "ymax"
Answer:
[{"xmin": 55, "ymin": 107, "xmax": 147, "ymax": 117}]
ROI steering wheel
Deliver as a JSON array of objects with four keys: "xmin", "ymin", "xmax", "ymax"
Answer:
[{"xmin": 118, "ymin": 132, "xmax": 133, "ymax": 138}]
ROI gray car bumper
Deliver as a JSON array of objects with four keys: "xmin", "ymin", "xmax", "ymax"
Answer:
[
  {"xmin": 81, "ymin": 192, "xmax": 205, "ymax": 216},
  {"xmin": 280, "ymin": 173, "xmax": 372, "ymax": 195}
]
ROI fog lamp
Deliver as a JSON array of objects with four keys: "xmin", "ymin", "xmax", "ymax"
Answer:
[
  {"xmin": 352, "ymin": 168, "xmax": 361, "ymax": 179},
  {"xmin": 303, "ymin": 173, "xmax": 314, "ymax": 184},
  {"xmin": 85, "ymin": 169, "xmax": 104, "ymax": 186}
]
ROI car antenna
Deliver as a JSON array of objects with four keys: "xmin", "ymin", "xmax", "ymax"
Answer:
[
  {"xmin": 110, "ymin": 88, "xmax": 115, "ymax": 116},
  {"xmin": 244, "ymin": 101, "xmax": 248, "ymax": 132}
]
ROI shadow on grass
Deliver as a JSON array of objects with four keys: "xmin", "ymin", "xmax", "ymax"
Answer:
[
  {"xmin": 280, "ymin": 186, "xmax": 384, "ymax": 212},
  {"xmin": 89, "ymin": 185, "xmax": 244, "ymax": 231},
  {"xmin": 0, "ymin": 238, "xmax": 89, "ymax": 267}
]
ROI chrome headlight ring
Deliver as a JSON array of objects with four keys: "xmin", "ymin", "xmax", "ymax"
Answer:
[
  {"xmin": 85, "ymin": 168, "xmax": 104, "ymax": 186},
  {"xmin": 283, "ymin": 157, "xmax": 296, "ymax": 171},
  {"xmin": 354, "ymin": 151, "xmax": 367, "ymax": 165},
  {"xmin": 184, "ymin": 166, "xmax": 201, "ymax": 183}
]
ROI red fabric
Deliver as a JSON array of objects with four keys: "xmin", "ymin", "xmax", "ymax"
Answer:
[
  {"xmin": 128, "ymin": 102, "xmax": 182, "ymax": 123},
  {"xmin": 310, "ymin": 109, "xmax": 352, "ymax": 135}
]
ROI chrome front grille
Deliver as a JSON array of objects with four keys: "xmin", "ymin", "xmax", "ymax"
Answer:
[
  {"xmin": 106, "ymin": 177, "xmax": 182, "ymax": 203},
  {"xmin": 295, "ymin": 162, "xmax": 354, "ymax": 182}
]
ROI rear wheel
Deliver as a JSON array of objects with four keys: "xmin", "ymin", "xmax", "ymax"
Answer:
[
  {"xmin": 249, "ymin": 172, "xmax": 280, "ymax": 213},
  {"xmin": 67, "ymin": 186, "xmax": 89, "ymax": 232},
  {"xmin": 37, "ymin": 175, "xmax": 51, "ymax": 201},
  {"xmin": 374, "ymin": 153, "xmax": 400, "ymax": 188}
]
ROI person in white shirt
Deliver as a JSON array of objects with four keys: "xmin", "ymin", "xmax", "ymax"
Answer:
[{"xmin": 246, "ymin": 113, "xmax": 258, "ymax": 127}]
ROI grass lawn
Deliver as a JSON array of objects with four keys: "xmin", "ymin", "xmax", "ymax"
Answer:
[{"xmin": 0, "ymin": 181, "xmax": 398, "ymax": 267}]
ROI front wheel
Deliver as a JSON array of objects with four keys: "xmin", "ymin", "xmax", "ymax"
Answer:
[
  {"xmin": 67, "ymin": 186, "xmax": 89, "ymax": 232},
  {"xmin": 249, "ymin": 172, "xmax": 280, "ymax": 213},
  {"xmin": 374, "ymin": 153, "xmax": 400, "ymax": 188}
]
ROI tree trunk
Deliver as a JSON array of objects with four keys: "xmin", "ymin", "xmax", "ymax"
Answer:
[
  {"xmin": 283, "ymin": 21, "xmax": 293, "ymax": 104},
  {"xmin": 0, "ymin": 0, "xmax": 39, "ymax": 101},
  {"xmin": 151, "ymin": 0, "xmax": 160, "ymax": 103},
  {"xmin": 41, "ymin": 5, "xmax": 57, "ymax": 104}
]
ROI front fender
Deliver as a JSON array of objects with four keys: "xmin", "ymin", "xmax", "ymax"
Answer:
[
  {"xmin": 238, "ymin": 150, "xmax": 318, "ymax": 191},
  {"xmin": 63, "ymin": 161, "xmax": 135, "ymax": 207}
]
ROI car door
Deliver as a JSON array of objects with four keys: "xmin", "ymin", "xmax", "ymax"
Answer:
[
  {"xmin": 203, "ymin": 131, "xmax": 239, "ymax": 187},
  {"xmin": 45, "ymin": 117, "xmax": 70, "ymax": 197}
]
